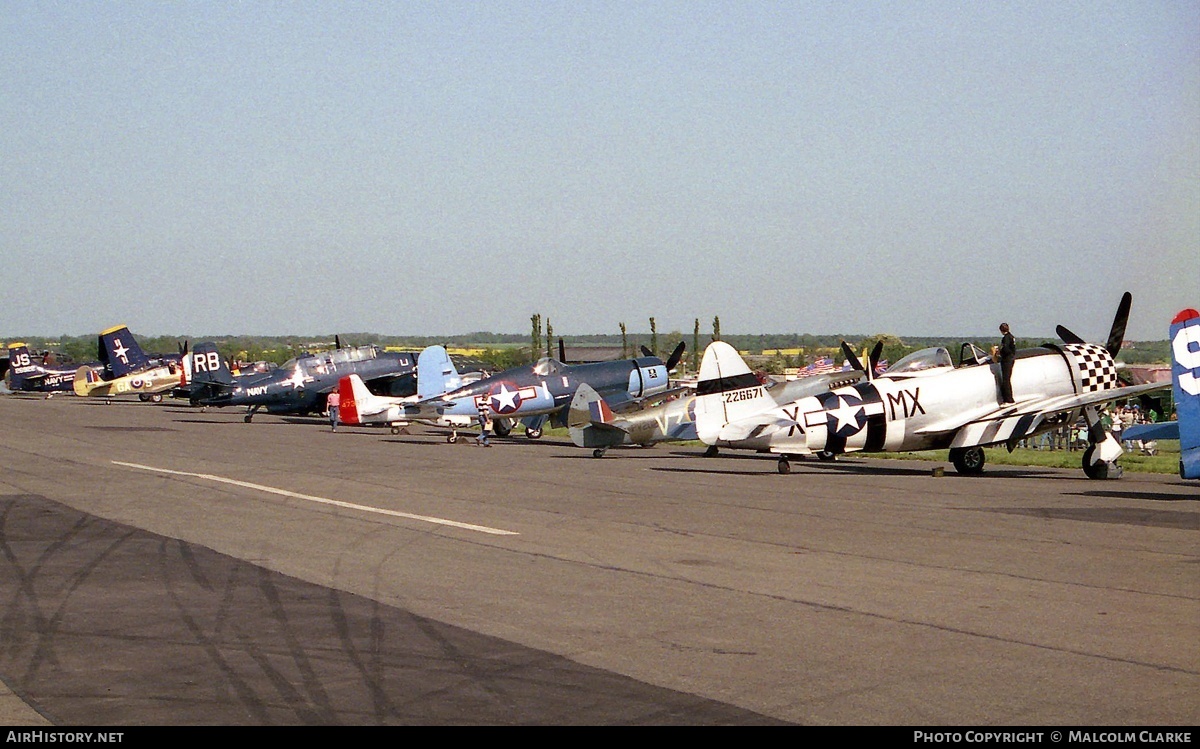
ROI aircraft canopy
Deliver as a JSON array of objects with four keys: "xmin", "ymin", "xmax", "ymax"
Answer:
[{"xmin": 885, "ymin": 346, "xmax": 954, "ymax": 375}]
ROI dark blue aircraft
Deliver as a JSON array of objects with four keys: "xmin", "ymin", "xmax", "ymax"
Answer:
[
  {"xmin": 188, "ymin": 341, "xmax": 420, "ymax": 421},
  {"xmin": 4, "ymin": 343, "xmax": 90, "ymax": 395}
]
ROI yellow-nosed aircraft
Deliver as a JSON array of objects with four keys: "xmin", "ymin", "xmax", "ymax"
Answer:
[{"xmin": 72, "ymin": 325, "xmax": 188, "ymax": 402}]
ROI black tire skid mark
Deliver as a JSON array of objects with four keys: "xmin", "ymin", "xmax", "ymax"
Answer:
[
  {"xmin": 325, "ymin": 588, "xmax": 399, "ymax": 722},
  {"xmin": 159, "ymin": 538, "xmax": 274, "ymax": 724},
  {"xmin": 251, "ymin": 566, "xmax": 339, "ymax": 723},
  {"xmin": 1, "ymin": 497, "xmax": 137, "ymax": 685},
  {"xmin": 164, "ymin": 538, "xmax": 344, "ymax": 724}
]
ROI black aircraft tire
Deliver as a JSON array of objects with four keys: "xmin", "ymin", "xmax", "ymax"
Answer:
[
  {"xmin": 949, "ymin": 446, "xmax": 985, "ymax": 475},
  {"xmin": 138, "ymin": 394, "xmax": 150, "ymax": 402},
  {"xmin": 592, "ymin": 448, "xmax": 606, "ymax": 459},
  {"xmin": 817, "ymin": 450, "xmax": 837, "ymax": 462},
  {"xmin": 777, "ymin": 458, "xmax": 791, "ymax": 474},
  {"xmin": 704, "ymin": 445, "xmax": 719, "ymax": 458},
  {"xmin": 447, "ymin": 434, "xmax": 457, "ymax": 444},
  {"xmin": 243, "ymin": 414, "xmax": 253, "ymax": 423},
  {"xmin": 493, "ymin": 419, "xmax": 512, "ymax": 437},
  {"xmin": 526, "ymin": 428, "xmax": 542, "ymax": 440},
  {"xmin": 151, "ymin": 393, "xmax": 163, "ymax": 403},
  {"xmin": 1082, "ymin": 446, "xmax": 1110, "ymax": 480}
]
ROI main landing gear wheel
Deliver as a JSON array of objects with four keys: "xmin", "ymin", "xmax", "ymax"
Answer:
[
  {"xmin": 526, "ymin": 427, "xmax": 542, "ymax": 440},
  {"xmin": 138, "ymin": 394, "xmax": 151, "ymax": 402},
  {"xmin": 1082, "ymin": 445, "xmax": 1118, "ymax": 480},
  {"xmin": 777, "ymin": 457, "xmax": 791, "ymax": 474},
  {"xmin": 816, "ymin": 450, "xmax": 837, "ymax": 462},
  {"xmin": 704, "ymin": 445, "xmax": 720, "ymax": 458},
  {"xmin": 243, "ymin": 414, "xmax": 254, "ymax": 423},
  {"xmin": 493, "ymin": 419, "xmax": 512, "ymax": 437},
  {"xmin": 949, "ymin": 446, "xmax": 985, "ymax": 475}
]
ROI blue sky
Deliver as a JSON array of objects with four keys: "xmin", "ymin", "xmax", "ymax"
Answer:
[{"xmin": 2, "ymin": 1, "xmax": 1196, "ymax": 341}]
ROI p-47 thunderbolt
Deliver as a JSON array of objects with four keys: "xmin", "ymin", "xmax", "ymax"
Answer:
[
  {"xmin": 72, "ymin": 325, "xmax": 189, "ymax": 401},
  {"xmin": 188, "ymin": 341, "xmax": 420, "ymax": 421},
  {"xmin": 696, "ymin": 293, "xmax": 1168, "ymax": 478},
  {"xmin": 567, "ymin": 362, "xmax": 868, "ymax": 458},
  {"xmin": 391, "ymin": 341, "xmax": 686, "ymax": 441},
  {"xmin": 1122, "ymin": 307, "xmax": 1200, "ymax": 479}
]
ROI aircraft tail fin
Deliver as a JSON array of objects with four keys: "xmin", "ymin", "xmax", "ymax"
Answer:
[
  {"xmin": 337, "ymin": 374, "xmax": 370, "ymax": 425},
  {"xmin": 5, "ymin": 344, "xmax": 35, "ymax": 390},
  {"xmin": 1171, "ymin": 309, "xmax": 1200, "ymax": 479},
  {"xmin": 568, "ymin": 383, "xmax": 628, "ymax": 448},
  {"xmin": 694, "ymin": 341, "xmax": 774, "ymax": 444},
  {"xmin": 189, "ymin": 342, "xmax": 234, "ymax": 387},
  {"xmin": 416, "ymin": 345, "xmax": 462, "ymax": 400},
  {"xmin": 72, "ymin": 365, "xmax": 101, "ymax": 396},
  {"xmin": 99, "ymin": 325, "xmax": 151, "ymax": 378}
]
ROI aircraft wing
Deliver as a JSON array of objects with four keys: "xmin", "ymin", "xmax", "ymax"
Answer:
[
  {"xmin": 611, "ymin": 385, "xmax": 693, "ymax": 412},
  {"xmin": 1122, "ymin": 421, "xmax": 1180, "ymax": 442},
  {"xmin": 380, "ymin": 398, "xmax": 458, "ymax": 419},
  {"xmin": 929, "ymin": 381, "xmax": 1170, "ymax": 449}
]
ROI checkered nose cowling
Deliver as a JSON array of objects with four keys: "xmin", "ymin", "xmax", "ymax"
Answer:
[{"xmin": 1062, "ymin": 343, "xmax": 1118, "ymax": 392}]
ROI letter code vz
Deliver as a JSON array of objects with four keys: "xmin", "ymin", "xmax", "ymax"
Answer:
[{"xmin": 724, "ymin": 387, "xmax": 764, "ymax": 403}]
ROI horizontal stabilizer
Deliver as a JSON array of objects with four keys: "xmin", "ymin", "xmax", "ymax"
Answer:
[
  {"xmin": 568, "ymin": 383, "xmax": 629, "ymax": 448},
  {"xmin": 1121, "ymin": 422, "xmax": 1179, "ymax": 442}
]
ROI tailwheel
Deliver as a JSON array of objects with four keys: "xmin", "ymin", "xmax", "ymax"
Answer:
[
  {"xmin": 243, "ymin": 414, "xmax": 254, "ymax": 423},
  {"xmin": 447, "ymin": 433, "xmax": 458, "ymax": 444},
  {"xmin": 391, "ymin": 426, "xmax": 401, "ymax": 435},
  {"xmin": 592, "ymin": 447, "xmax": 607, "ymax": 459},
  {"xmin": 949, "ymin": 446, "xmax": 985, "ymax": 475}
]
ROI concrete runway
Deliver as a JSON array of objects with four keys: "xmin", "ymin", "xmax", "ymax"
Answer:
[{"xmin": 0, "ymin": 394, "xmax": 1196, "ymax": 725}]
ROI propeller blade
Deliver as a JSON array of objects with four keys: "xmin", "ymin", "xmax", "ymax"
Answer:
[
  {"xmin": 869, "ymin": 340, "xmax": 883, "ymax": 378},
  {"xmin": 335, "ymin": 335, "xmax": 343, "ymax": 349},
  {"xmin": 640, "ymin": 345, "xmax": 654, "ymax": 358},
  {"xmin": 665, "ymin": 341, "xmax": 685, "ymax": 371},
  {"xmin": 1106, "ymin": 291, "xmax": 1132, "ymax": 358},
  {"xmin": 840, "ymin": 341, "xmax": 864, "ymax": 373},
  {"xmin": 558, "ymin": 338, "xmax": 567, "ymax": 363},
  {"xmin": 1056, "ymin": 325, "xmax": 1085, "ymax": 345}
]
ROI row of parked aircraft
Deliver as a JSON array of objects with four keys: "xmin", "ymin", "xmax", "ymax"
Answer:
[
  {"xmin": 565, "ymin": 296, "xmax": 1198, "ymax": 482},
  {"xmin": 5, "ymin": 325, "xmax": 189, "ymax": 401},
  {"xmin": 4, "ymin": 294, "xmax": 1197, "ymax": 481}
]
